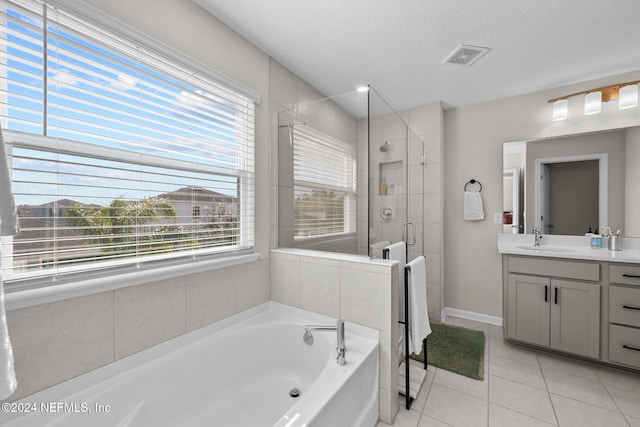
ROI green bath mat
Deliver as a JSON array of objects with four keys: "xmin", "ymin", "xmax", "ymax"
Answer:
[{"xmin": 409, "ymin": 321, "xmax": 485, "ymax": 381}]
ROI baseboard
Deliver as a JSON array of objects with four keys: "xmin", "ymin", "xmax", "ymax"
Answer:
[{"xmin": 440, "ymin": 307, "xmax": 503, "ymax": 326}]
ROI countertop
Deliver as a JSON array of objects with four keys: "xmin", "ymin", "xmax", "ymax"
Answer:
[{"xmin": 497, "ymin": 234, "xmax": 640, "ymax": 264}]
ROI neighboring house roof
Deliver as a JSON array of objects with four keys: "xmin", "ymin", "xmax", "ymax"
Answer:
[{"xmin": 155, "ymin": 186, "xmax": 236, "ymax": 203}]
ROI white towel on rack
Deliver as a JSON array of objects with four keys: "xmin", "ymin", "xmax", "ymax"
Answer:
[
  {"xmin": 384, "ymin": 242, "xmax": 406, "ymax": 321},
  {"xmin": 369, "ymin": 240, "xmax": 390, "ymax": 258},
  {"xmin": 406, "ymin": 256, "xmax": 431, "ymax": 355},
  {"xmin": 0, "ymin": 126, "xmax": 17, "ymax": 399},
  {"xmin": 463, "ymin": 191, "xmax": 484, "ymax": 221},
  {"xmin": 384, "ymin": 242, "xmax": 406, "ymax": 357}
]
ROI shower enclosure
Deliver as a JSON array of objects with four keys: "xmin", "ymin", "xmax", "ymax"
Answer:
[{"xmin": 275, "ymin": 86, "xmax": 426, "ymax": 264}]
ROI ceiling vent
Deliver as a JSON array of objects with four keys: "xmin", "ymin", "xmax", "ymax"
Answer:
[{"xmin": 442, "ymin": 44, "xmax": 491, "ymax": 66}]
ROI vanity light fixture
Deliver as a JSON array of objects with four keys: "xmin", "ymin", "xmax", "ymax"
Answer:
[
  {"xmin": 548, "ymin": 80, "xmax": 640, "ymax": 121},
  {"xmin": 584, "ymin": 91, "xmax": 602, "ymax": 115},
  {"xmin": 552, "ymin": 99, "xmax": 568, "ymax": 121},
  {"xmin": 619, "ymin": 84, "xmax": 639, "ymax": 109}
]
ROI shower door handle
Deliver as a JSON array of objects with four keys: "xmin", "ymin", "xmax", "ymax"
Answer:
[{"xmin": 403, "ymin": 222, "xmax": 416, "ymax": 246}]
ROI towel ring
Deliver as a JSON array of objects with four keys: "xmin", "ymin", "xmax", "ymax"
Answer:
[{"xmin": 464, "ymin": 179, "xmax": 482, "ymax": 192}]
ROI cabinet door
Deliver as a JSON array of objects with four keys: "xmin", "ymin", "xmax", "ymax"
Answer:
[
  {"xmin": 550, "ymin": 279, "xmax": 600, "ymax": 359},
  {"xmin": 507, "ymin": 274, "xmax": 550, "ymax": 346}
]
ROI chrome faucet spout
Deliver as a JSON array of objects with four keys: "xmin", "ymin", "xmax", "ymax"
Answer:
[
  {"xmin": 533, "ymin": 227, "xmax": 543, "ymax": 246},
  {"xmin": 303, "ymin": 319, "xmax": 346, "ymax": 365},
  {"xmin": 336, "ymin": 319, "xmax": 346, "ymax": 365}
]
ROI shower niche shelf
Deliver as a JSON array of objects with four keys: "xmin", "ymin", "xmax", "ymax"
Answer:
[{"xmin": 379, "ymin": 161, "xmax": 403, "ymax": 195}]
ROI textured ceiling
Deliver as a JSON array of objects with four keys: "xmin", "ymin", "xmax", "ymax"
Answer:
[{"xmin": 194, "ymin": 0, "xmax": 640, "ymax": 113}]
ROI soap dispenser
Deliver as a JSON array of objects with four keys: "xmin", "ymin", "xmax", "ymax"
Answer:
[{"xmin": 590, "ymin": 227, "xmax": 602, "ymax": 249}]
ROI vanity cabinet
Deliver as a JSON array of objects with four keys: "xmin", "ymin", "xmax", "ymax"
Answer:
[
  {"xmin": 505, "ymin": 257, "xmax": 601, "ymax": 359},
  {"xmin": 507, "ymin": 274, "xmax": 600, "ymax": 358},
  {"xmin": 608, "ymin": 264, "xmax": 640, "ymax": 368}
]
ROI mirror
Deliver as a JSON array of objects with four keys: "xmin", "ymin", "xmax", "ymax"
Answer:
[{"xmin": 503, "ymin": 126, "xmax": 640, "ymax": 237}]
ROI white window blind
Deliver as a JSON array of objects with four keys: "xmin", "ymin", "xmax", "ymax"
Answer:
[
  {"xmin": 0, "ymin": 0, "xmax": 255, "ymax": 283},
  {"xmin": 292, "ymin": 123, "xmax": 356, "ymax": 239}
]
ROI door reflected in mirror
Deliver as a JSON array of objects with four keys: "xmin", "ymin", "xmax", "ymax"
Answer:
[{"xmin": 503, "ymin": 127, "xmax": 640, "ymax": 237}]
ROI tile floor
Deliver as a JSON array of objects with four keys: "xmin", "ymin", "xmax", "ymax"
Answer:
[{"xmin": 377, "ymin": 316, "xmax": 640, "ymax": 427}]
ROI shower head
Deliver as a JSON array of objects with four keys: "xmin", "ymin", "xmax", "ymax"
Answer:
[{"xmin": 379, "ymin": 141, "xmax": 390, "ymax": 152}]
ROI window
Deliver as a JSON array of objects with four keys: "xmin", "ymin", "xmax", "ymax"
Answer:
[
  {"xmin": 292, "ymin": 123, "xmax": 356, "ymax": 239},
  {"xmin": 0, "ymin": 0, "xmax": 255, "ymax": 284}
]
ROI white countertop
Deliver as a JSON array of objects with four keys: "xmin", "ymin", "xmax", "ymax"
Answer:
[{"xmin": 497, "ymin": 233, "xmax": 640, "ymax": 264}]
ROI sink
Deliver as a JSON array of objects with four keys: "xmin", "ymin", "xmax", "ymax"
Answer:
[{"xmin": 516, "ymin": 245, "xmax": 573, "ymax": 253}]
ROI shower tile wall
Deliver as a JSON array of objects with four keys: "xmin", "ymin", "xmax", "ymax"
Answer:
[{"xmin": 359, "ymin": 103, "xmax": 444, "ymax": 321}]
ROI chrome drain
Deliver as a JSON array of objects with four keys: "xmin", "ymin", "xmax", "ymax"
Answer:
[{"xmin": 289, "ymin": 387, "xmax": 301, "ymax": 398}]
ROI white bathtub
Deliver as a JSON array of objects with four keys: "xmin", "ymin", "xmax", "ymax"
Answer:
[{"xmin": 0, "ymin": 302, "xmax": 379, "ymax": 427}]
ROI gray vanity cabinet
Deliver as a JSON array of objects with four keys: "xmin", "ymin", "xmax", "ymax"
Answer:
[
  {"xmin": 504, "ymin": 256, "xmax": 601, "ymax": 359},
  {"xmin": 549, "ymin": 279, "xmax": 600, "ymax": 358},
  {"xmin": 608, "ymin": 264, "xmax": 640, "ymax": 369},
  {"xmin": 507, "ymin": 273, "xmax": 600, "ymax": 358},
  {"xmin": 507, "ymin": 274, "xmax": 550, "ymax": 346}
]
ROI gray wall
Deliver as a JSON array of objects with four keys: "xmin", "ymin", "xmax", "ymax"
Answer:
[
  {"xmin": 445, "ymin": 70, "xmax": 640, "ymax": 318},
  {"xmin": 626, "ymin": 127, "xmax": 640, "ymax": 236}
]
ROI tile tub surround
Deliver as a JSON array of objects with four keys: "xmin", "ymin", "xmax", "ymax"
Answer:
[
  {"xmin": 3, "ymin": 259, "xmax": 270, "ymax": 401},
  {"xmin": 271, "ymin": 248, "xmax": 400, "ymax": 424}
]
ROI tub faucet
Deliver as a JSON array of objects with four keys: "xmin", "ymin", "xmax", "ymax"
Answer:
[
  {"xmin": 533, "ymin": 227, "xmax": 543, "ymax": 246},
  {"xmin": 303, "ymin": 319, "xmax": 346, "ymax": 366}
]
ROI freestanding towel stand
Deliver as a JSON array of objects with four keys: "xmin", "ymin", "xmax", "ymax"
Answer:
[{"xmin": 383, "ymin": 248, "xmax": 428, "ymax": 410}]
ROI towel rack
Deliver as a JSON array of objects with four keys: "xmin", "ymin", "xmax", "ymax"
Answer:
[
  {"xmin": 383, "ymin": 248, "xmax": 428, "ymax": 410},
  {"xmin": 464, "ymin": 178, "xmax": 482, "ymax": 192}
]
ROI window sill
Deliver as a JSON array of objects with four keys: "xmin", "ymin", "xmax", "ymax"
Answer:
[{"xmin": 4, "ymin": 253, "xmax": 261, "ymax": 311}]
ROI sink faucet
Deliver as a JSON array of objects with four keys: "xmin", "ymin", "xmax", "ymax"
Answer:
[
  {"xmin": 533, "ymin": 227, "xmax": 543, "ymax": 246},
  {"xmin": 304, "ymin": 319, "xmax": 346, "ymax": 365}
]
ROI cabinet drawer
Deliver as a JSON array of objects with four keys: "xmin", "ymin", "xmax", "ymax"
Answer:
[
  {"xmin": 610, "ymin": 265, "xmax": 640, "ymax": 286},
  {"xmin": 609, "ymin": 324, "xmax": 640, "ymax": 369},
  {"xmin": 508, "ymin": 257, "xmax": 599, "ymax": 282},
  {"xmin": 610, "ymin": 286, "xmax": 640, "ymax": 327}
]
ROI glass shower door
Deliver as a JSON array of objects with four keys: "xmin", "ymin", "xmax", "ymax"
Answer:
[{"xmin": 367, "ymin": 89, "xmax": 424, "ymax": 261}]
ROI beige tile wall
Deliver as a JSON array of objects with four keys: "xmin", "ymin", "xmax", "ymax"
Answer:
[
  {"xmin": 362, "ymin": 102, "xmax": 444, "ymax": 322},
  {"xmin": 4, "ymin": 259, "xmax": 270, "ymax": 401},
  {"xmin": 270, "ymin": 249, "xmax": 399, "ymax": 424}
]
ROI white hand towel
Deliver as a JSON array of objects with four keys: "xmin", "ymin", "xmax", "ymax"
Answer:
[
  {"xmin": 369, "ymin": 240, "xmax": 390, "ymax": 258},
  {"xmin": 384, "ymin": 242, "xmax": 406, "ymax": 322},
  {"xmin": 0, "ymin": 125, "xmax": 18, "ymax": 399},
  {"xmin": 384, "ymin": 241, "xmax": 406, "ymax": 358},
  {"xmin": 406, "ymin": 256, "xmax": 431, "ymax": 355},
  {"xmin": 463, "ymin": 191, "xmax": 484, "ymax": 221}
]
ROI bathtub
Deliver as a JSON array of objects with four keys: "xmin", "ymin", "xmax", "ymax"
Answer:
[{"xmin": 0, "ymin": 302, "xmax": 379, "ymax": 427}]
